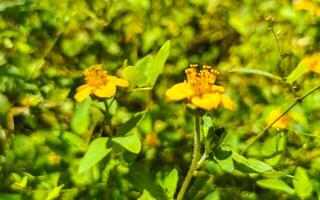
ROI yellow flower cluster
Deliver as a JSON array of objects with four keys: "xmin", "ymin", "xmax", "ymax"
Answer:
[
  {"xmin": 294, "ymin": 0, "xmax": 320, "ymax": 16},
  {"xmin": 74, "ymin": 65, "xmax": 129, "ymax": 102},
  {"xmin": 165, "ymin": 64, "xmax": 235, "ymax": 111}
]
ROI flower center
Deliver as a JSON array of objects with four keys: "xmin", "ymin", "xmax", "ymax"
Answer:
[
  {"xmin": 84, "ymin": 65, "xmax": 108, "ymax": 87},
  {"xmin": 185, "ymin": 64, "xmax": 219, "ymax": 96}
]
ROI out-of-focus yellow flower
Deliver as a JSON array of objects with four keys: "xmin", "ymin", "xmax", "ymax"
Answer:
[
  {"xmin": 74, "ymin": 65, "xmax": 129, "ymax": 102},
  {"xmin": 266, "ymin": 109, "xmax": 291, "ymax": 129},
  {"xmin": 299, "ymin": 53, "xmax": 320, "ymax": 74},
  {"xmin": 165, "ymin": 64, "xmax": 235, "ymax": 111},
  {"xmin": 294, "ymin": 0, "xmax": 320, "ymax": 16}
]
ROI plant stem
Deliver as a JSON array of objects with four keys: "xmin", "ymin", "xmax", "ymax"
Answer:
[
  {"xmin": 242, "ymin": 84, "xmax": 320, "ymax": 155},
  {"xmin": 177, "ymin": 116, "xmax": 201, "ymax": 200}
]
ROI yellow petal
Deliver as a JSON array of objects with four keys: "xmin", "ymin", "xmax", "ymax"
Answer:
[
  {"xmin": 76, "ymin": 84, "xmax": 90, "ymax": 92},
  {"xmin": 221, "ymin": 95, "xmax": 236, "ymax": 110},
  {"xmin": 211, "ymin": 85, "xmax": 225, "ymax": 93},
  {"xmin": 74, "ymin": 85, "xmax": 93, "ymax": 102},
  {"xmin": 191, "ymin": 93, "xmax": 221, "ymax": 111},
  {"xmin": 93, "ymin": 83, "xmax": 117, "ymax": 98},
  {"xmin": 165, "ymin": 82, "xmax": 194, "ymax": 101},
  {"xmin": 107, "ymin": 76, "xmax": 129, "ymax": 87}
]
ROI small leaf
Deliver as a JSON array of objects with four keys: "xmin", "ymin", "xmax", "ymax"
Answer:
[
  {"xmin": 147, "ymin": 40, "xmax": 170, "ymax": 86},
  {"xmin": 78, "ymin": 137, "xmax": 111, "ymax": 173},
  {"xmin": 293, "ymin": 167, "xmax": 313, "ymax": 199},
  {"xmin": 112, "ymin": 133, "xmax": 141, "ymax": 154},
  {"xmin": 71, "ymin": 98, "xmax": 91, "ymax": 134},
  {"xmin": 116, "ymin": 110, "xmax": 147, "ymax": 136},
  {"xmin": 215, "ymin": 156, "xmax": 234, "ymax": 173},
  {"xmin": 230, "ymin": 67, "xmax": 282, "ymax": 80},
  {"xmin": 46, "ymin": 185, "xmax": 64, "ymax": 200},
  {"xmin": 122, "ymin": 65, "xmax": 147, "ymax": 87},
  {"xmin": 286, "ymin": 61, "xmax": 309, "ymax": 84},
  {"xmin": 232, "ymin": 152, "xmax": 273, "ymax": 174},
  {"xmin": 163, "ymin": 169, "xmax": 179, "ymax": 198},
  {"xmin": 138, "ymin": 190, "xmax": 156, "ymax": 200},
  {"xmin": 257, "ymin": 179, "xmax": 295, "ymax": 194}
]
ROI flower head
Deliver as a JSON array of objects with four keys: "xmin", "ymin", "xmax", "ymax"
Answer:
[
  {"xmin": 266, "ymin": 109, "xmax": 291, "ymax": 129},
  {"xmin": 165, "ymin": 64, "xmax": 235, "ymax": 111},
  {"xmin": 74, "ymin": 65, "xmax": 129, "ymax": 102}
]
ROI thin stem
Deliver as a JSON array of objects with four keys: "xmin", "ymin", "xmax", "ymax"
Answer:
[
  {"xmin": 270, "ymin": 27, "xmax": 285, "ymax": 76},
  {"xmin": 242, "ymin": 84, "xmax": 320, "ymax": 155},
  {"xmin": 177, "ymin": 116, "xmax": 201, "ymax": 200}
]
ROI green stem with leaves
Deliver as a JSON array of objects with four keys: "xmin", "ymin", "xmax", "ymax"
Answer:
[
  {"xmin": 177, "ymin": 116, "xmax": 201, "ymax": 200},
  {"xmin": 242, "ymin": 84, "xmax": 320, "ymax": 155}
]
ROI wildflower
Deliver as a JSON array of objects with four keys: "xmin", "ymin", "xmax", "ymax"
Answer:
[
  {"xmin": 299, "ymin": 53, "xmax": 320, "ymax": 74},
  {"xmin": 266, "ymin": 109, "xmax": 291, "ymax": 129},
  {"xmin": 74, "ymin": 65, "xmax": 129, "ymax": 102},
  {"xmin": 165, "ymin": 65, "xmax": 235, "ymax": 111}
]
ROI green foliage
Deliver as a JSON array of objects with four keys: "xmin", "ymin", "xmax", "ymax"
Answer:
[
  {"xmin": 112, "ymin": 133, "xmax": 141, "ymax": 154},
  {"xmin": 286, "ymin": 61, "xmax": 309, "ymax": 84},
  {"xmin": 293, "ymin": 167, "xmax": 313, "ymax": 199},
  {"xmin": 71, "ymin": 98, "xmax": 91, "ymax": 134},
  {"xmin": 1, "ymin": 0, "xmax": 320, "ymax": 199},
  {"xmin": 123, "ymin": 40, "xmax": 170, "ymax": 87},
  {"xmin": 78, "ymin": 137, "xmax": 111, "ymax": 173},
  {"xmin": 257, "ymin": 179, "xmax": 295, "ymax": 195}
]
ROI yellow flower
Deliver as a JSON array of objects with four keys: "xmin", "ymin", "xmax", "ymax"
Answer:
[
  {"xmin": 74, "ymin": 65, "xmax": 129, "ymax": 102},
  {"xmin": 165, "ymin": 65, "xmax": 235, "ymax": 111},
  {"xmin": 266, "ymin": 109, "xmax": 291, "ymax": 129},
  {"xmin": 298, "ymin": 53, "xmax": 320, "ymax": 74}
]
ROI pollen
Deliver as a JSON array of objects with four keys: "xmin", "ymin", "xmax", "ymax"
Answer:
[
  {"xmin": 185, "ymin": 65, "xmax": 219, "ymax": 96},
  {"xmin": 84, "ymin": 65, "xmax": 108, "ymax": 87}
]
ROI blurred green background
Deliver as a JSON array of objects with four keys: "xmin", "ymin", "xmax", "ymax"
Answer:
[{"xmin": 1, "ymin": 0, "xmax": 320, "ymax": 199}]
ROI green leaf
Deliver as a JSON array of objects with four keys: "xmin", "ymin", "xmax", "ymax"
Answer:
[
  {"xmin": 257, "ymin": 179, "xmax": 295, "ymax": 194},
  {"xmin": 262, "ymin": 133, "xmax": 286, "ymax": 166},
  {"xmin": 122, "ymin": 65, "xmax": 147, "ymax": 87},
  {"xmin": 286, "ymin": 61, "xmax": 309, "ymax": 84},
  {"xmin": 138, "ymin": 190, "xmax": 156, "ymax": 200},
  {"xmin": 78, "ymin": 137, "xmax": 111, "ymax": 173},
  {"xmin": 147, "ymin": 40, "xmax": 170, "ymax": 86},
  {"xmin": 293, "ymin": 167, "xmax": 313, "ymax": 199},
  {"xmin": 232, "ymin": 152, "xmax": 273, "ymax": 174},
  {"xmin": 122, "ymin": 41, "xmax": 170, "ymax": 87},
  {"xmin": 215, "ymin": 156, "xmax": 234, "ymax": 173},
  {"xmin": 112, "ymin": 133, "xmax": 141, "ymax": 154},
  {"xmin": 116, "ymin": 110, "xmax": 147, "ymax": 136},
  {"xmin": 71, "ymin": 98, "xmax": 91, "ymax": 134},
  {"xmin": 163, "ymin": 169, "xmax": 178, "ymax": 198},
  {"xmin": 46, "ymin": 185, "xmax": 64, "ymax": 200},
  {"xmin": 229, "ymin": 67, "xmax": 282, "ymax": 80}
]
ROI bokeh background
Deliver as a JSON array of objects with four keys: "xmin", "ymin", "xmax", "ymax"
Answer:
[{"xmin": 1, "ymin": 0, "xmax": 320, "ymax": 199}]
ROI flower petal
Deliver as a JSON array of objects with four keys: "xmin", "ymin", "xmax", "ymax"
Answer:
[
  {"xmin": 93, "ymin": 83, "xmax": 117, "ymax": 98},
  {"xmin": 191, "ymin": 93, "xmax": 221, "ymax": 111},
  {"xmin": 165, "ymin": 82, "xmax": 194, "ymax": 101},
  {"xmin": 107, "ymin": 76, "xmax": 129, "ymax": 87},
  {"xmin": 221, "ymin": 95, "xmax": 235, "ymax": 110},
  {"xmin": 74, "ymin": 85, "xmax": 93, "ymax": 102},
  {"xmin": 76, "ymin": 84, "xmax": 90, "ymax": 92},
  {"xmin": 211, "ymin": 85, "xmax": 225, "ymax": 93}
]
